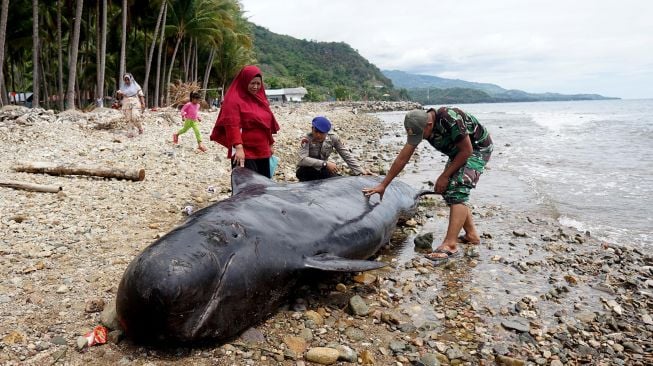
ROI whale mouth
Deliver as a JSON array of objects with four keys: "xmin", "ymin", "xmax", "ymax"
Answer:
[{"xmin": 189, "ymin": 252, "xmax": 235, "ymax": 338}]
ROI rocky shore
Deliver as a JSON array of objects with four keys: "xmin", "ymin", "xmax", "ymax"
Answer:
[{"xmin": 0, "ymin": 102, "xmax": 651, "ymax": 365}]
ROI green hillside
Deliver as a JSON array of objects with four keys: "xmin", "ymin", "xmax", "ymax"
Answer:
[{"xmin": 251, "ymin": 24, "xmax": 407, "ymax": 101}]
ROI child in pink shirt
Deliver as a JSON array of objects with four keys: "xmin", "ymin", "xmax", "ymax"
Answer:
[{"xmin": 174, "ymin": 92, "xmax": 207, "ymax": 152}]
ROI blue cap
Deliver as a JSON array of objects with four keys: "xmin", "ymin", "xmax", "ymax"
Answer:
[{"xmin": 311, "ymin": 116, "xmax": 331, "ymax": 133}]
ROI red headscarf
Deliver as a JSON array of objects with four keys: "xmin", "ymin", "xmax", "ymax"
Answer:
[{"xmin": 210, "ymin": 65, "xmax": 280, "ymax": 157}]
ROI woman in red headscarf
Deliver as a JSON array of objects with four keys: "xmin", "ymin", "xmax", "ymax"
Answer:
[{"xmin": 210, "ymin": 65, "xmax": 280, "ymax": 178}]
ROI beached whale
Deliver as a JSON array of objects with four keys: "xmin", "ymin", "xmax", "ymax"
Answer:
[{"xmin": 116, "ymin": 167, "xmax": 421, "ymax": 343}]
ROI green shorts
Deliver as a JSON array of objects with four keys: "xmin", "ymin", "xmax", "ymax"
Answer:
[{"xmin": 442, "ymin": 146, "xmax": 492, "ymax": 205}]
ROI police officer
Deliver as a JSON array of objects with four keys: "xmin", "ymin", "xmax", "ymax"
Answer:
[{"xmin": 296, "ymin": 116, "xmax": 371, "ymax": 181}]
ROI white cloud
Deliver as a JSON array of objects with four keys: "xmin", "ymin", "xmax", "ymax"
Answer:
[{"xmin": 240, "ymin": 0, "xmax": 653, "ymax": 98}]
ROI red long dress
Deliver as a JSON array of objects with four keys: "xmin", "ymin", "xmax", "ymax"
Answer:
[{"xmin": 210, "ymin": 65, "xmax": 280, "ymax": 159}]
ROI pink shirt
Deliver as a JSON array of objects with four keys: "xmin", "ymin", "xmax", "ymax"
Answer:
[{"xmin": 181, "ymin": 102, "xmax": 200, "ymax": 121}]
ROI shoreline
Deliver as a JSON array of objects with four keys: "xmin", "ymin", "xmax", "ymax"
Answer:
[{"xmin": 0, "ymin": 103, "xmax": 650, "ymax": 365}]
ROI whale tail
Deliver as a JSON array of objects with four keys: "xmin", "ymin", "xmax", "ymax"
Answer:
[{"xmin": 303, "ymin": 253, "xmax": 386, "ymax": 272}]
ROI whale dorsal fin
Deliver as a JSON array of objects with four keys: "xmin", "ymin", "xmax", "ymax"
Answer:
[
  {"xmin": 230, "ymin": 167, "xmax": 278, "ymax": 196},
  {"xmin": 304, "ymin": 253, "xmax": 387, "ymax": 272}
]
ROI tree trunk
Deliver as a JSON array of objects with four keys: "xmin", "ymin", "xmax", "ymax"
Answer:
[
  {"xmin": 32, "ymin": 0, "xmax": 40, "ymax": 108},
  {"xmin": 65, "ymin": 0, "xmax": 83, "ymax": 110},
  {"xmin": 95, "ymin": 0, "xmax": 107, "ymax": 108},
  {"xmin": 56, "ymin": 0, "xmax": 64, "ymax": 110},
  {"xmin": 40, "ymin": 55, "xmax": 49, "ymax": 109},
  {"xmin": 201, "ymin": 48, "xmax": 215, "ymax": 100},
  {"xmin": 165, "ymin": 36, "xmax": 182, "ymax": 105},
  {"xmin": 119, "ymin": 0, "xmax": 127, "ymax": 79},
  {"xmin": 0, "ymin": 0, "xmax": 9, "ymax": 106},
  {"xmin": 0, "ymin": 180, "xmax": 62, "ymax": 193},
  {"xmin": 143, "ymin": 0, "xmax": 166, "ymax": 107},
  {"xmin": 13, "ymin": 162, "xmax": 146, "ymax": 182},
  {"xmin": 154, "ymin": 2, "xmax": 166, "ymax": 108}
]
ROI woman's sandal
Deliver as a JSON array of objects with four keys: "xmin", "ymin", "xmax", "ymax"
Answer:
[{"xmin": 424, "ymin": 248, "xmax": 461, "ymax": 264}]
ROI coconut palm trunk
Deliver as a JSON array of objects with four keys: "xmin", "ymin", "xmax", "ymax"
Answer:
[
  {"xmin": 65, "ymin": 0, "xmax": 83, "ymax": 110},
  {"xmin": 32, "ymin": 0, "xmax": 40, "ymax": 108},
  {"xmin": 0, "ymin": 0, "xmax": 9, "ymax": 106},
  {"xmin": 56, "ymin": 0, "xmax": 64, "ymax": 110},
  {"xmin": 119, "ymin": 0, "xmax": 127, "ymax": 80}
]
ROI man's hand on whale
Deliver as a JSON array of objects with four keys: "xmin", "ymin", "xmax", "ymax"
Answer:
[{"xmin": 363, "ymin": 143, "xmax": 416, "ymax": 201}]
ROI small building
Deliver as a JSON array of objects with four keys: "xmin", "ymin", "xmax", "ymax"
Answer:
[
  {"xmin": 7, "ymin": 92, "xmax": 33, "ymax": 106},
  {"xmin": 265, "ymin": 87, "xmax": 308, "ymax": 103}
]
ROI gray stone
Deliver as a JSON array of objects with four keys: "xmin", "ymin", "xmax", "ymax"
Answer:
[
  {"xmin": 622, "ymin": 341, "xmax": 644, "ymax": 353},
  {"xmin": 446, "ymin": 345, "xmax": 465, "ymax": 360},
  {"xmin": 51, "ymin": 336, "xmax": 67, "ymax": 345},
  {"xmin": 389, "ymin": 340, "xmax": 406, "ymax": 353},
  {"xmin": 335, "ymin": 344, "xmax": 357, "ymax": 362},
  {"xmin": 414, "ymin": 232, "xmax": 433, "ymax": 250},
  {"xmin": 348, "ymin": 295, "xmax": 369, "ymax": 316},
  {"xmin": 501, "ymin": 317, "xmax": 530, "ymax": 333},
  {"xmin": 344, "ymin": 326, "xmax": 366, "ymax": 341},
  {"xmin": 100, "ymin": 299, "xmax": 121, "ymax": 330},
  {"xmin": 420, "ymin": 353, "xmax": 442, "ymax": 366}
]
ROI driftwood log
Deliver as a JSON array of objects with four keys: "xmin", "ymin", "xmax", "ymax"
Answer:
[
  {"xmin": 0, "ymin": 180, "xmax": 63, "ymax": 193},
  {"xmin": 13, "ymin": 162, "xmax": 145, "ymax": 181}
]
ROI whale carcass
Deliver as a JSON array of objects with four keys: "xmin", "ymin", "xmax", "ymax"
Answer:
[{"xmin": 116, "ymin": 167, "xmax": 420, "ymax": 343}]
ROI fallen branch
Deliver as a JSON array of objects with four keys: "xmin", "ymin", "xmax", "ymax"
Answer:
[
  {"xmin": 0, "ymin": 180, "xmax": 63, "ymax": 193},
  {"xmin": 13, "ymin": 162, "xmax": 145, "ymax": 181}
]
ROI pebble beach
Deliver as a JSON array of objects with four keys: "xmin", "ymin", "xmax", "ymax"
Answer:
[{"xmin": 0, "ymin": 102, "xmax": 651, "ymax": 365}]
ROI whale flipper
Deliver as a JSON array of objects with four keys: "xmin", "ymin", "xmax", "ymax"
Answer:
[{"xmin": 304, "ymin": 253, "xmax": 386, "ymax": 272}]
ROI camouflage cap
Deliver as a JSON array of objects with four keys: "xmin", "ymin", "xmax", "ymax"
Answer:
[{"xmin": 403, "ymin": 110, "xmax": 428, "ymax": 145}]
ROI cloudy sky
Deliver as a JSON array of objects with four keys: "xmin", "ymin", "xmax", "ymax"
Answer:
[{"xmin": 239, "ymin": 0, "xmax": 652, "ymax": 99}]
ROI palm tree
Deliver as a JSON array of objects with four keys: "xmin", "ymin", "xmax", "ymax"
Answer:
[
  {"xmin": 0, "ymin": 0, "xmax": 9, "ymax": 106},
  {"xmin": 165, "ymin": 0, "xmax": 228, "ymax": 104},
  {"xmin": 199, "ymin": 0, "xmax": 242, "ymax": 98},
  {"xmin": 31, "ymin": 0, "xmax": 39, "ymax": 108},
  {"xmin": 154, "ymin": 1, "xmax": 167, "ymax": 107},
  {"xmin": 119, "ymin": 0, "xmax": 126, "ymax": 79},
  {"xmin": 142, "ymin": 0, "xmax": 166, "ymax": 106},
  {"xmin": 65, "ymin": 0, "xmax": 83, "ymax": 110},
  {"xmin": 56, "ymin": 0, "xmax": 63, "ymax": 110},
  {"xmin": 96, "ymin": 0, "xmax": 107, "ymax": 108}
]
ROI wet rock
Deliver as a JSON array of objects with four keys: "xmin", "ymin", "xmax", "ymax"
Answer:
[
  {"xmin": 414, "ymin": 232, "xmax": 434, "ymax": 250},
  {"xmin": 501, "ymin": 317, "xmax": 531, "ymax": 333}
]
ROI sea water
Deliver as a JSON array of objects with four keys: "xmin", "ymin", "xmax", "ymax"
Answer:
[{"xmin": 375, "ymin": 99, "xmax": 653, "ymax": 248}]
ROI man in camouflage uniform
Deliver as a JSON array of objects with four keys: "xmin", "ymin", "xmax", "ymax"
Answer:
[
  {"xmin": 296, "ymin": 116, "xmax": 371, "ymax": 181},
  {"xmin": 363, "ymin": 107, "xmax": 493, "ymax": 262}
]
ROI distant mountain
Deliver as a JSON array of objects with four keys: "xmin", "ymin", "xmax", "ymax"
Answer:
[
  {"xmin": 382, "ymin": 69, "xmax": 618, "ymax": 104},
  {"xmin": 252, "ymin": 24, "xmax": 404, "ymax": 101},
  {"xmin": 383, "ymin": 70, "xmax": 507, "ymax": 95}
]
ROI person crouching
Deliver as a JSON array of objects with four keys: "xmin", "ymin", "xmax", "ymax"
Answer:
[{"xmin": 296, "ymin": 116, "xmax": 371, "ymax": 181}]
